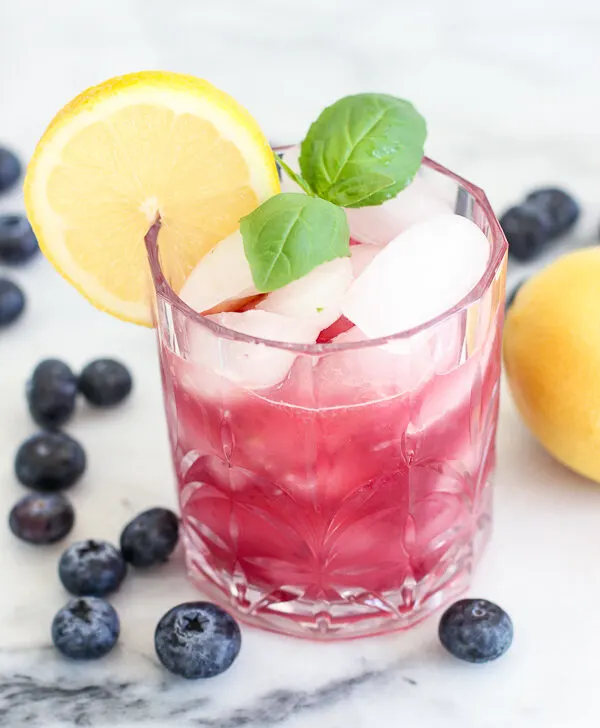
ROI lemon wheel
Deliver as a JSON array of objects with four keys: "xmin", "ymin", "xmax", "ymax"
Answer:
[{"xmin": 25, "ymin": 71, "xmax": 280, "ymax": 326}]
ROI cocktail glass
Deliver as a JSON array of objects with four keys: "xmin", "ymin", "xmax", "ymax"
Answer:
[{"xmin": 146, "ymin": 156, "xmax": 508, "ymax": 639}]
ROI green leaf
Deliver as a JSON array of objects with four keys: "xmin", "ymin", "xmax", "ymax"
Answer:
[
  {"xmin": 299, "ymin": 93, "xmax": 427, "ymax": 208},
  {"xmin": 240, "ymin": 193, "xmax": 350, "ymax": 293}
]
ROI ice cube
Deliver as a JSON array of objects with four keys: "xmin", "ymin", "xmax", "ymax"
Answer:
[
  {"xmin": 342, "ymin": 214, "xmax": 490, "ymax": 339},
  {"xmin": 315, "ymin": 311, "xmax": 465, "ymax": 406},
  {"xmin": 258, "ymin": 257, "xmax": 352, "ymax": 329},
  {"xmin": 345, "ymin": 175, "xmax": 452, "ymax": 246},
  {"xmin": 179, "ymin": 230, "xmax": 258, "ymax": 314},
  {"xmin": 187, "ymin": 309, "xmax": 321, "ymax": 390},
  {"xmin": 278, "ymin": 146, "xmax": 303, "ymax": 194},
  {"xmin": 315, "ymin": 326, "xmax": 425, "ymax": 404},
  {"xmin": 350, "ymin": 243, "xmax": 380, "ymax": 278}
]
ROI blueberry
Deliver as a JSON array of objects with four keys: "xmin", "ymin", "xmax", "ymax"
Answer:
[
  {"xmin": 439, "ymin": 598, "xmax": 513, "ymax": 663},
  {"xmin": 120, "ymin": 507, "xmax": 179, "ymax": 568},
  {"xmin": 500, "ymin": 204, "xmax": 553, "ymax": 261},
  {"xmin": 0, "ymin": 278, "xmax": 25, "ymax": 327},
  {"xmin": 52, "ymin": 597, "xmax": 120, "ymax": 660},
  {"xmin": 525, "ymin": 187, "xmax": 579, "ymax": 237},
  {"xmin": 79, "ymin": 359, "xmax": 133, "ymax": 407},
  {"xmin": 0, "ymin": 147, "xmax": 21, "ymax": 193},
  {"xmin": 15, "ymin": 431, "xmax": 86, "ymax": 491},
  {"xmin": 0, "ymin": 215, "xmax": 39, "ymax": 265},
  {"xmin": 59, "ymin": 540, "xmax": 127, "ymax": 597},
  {"xmin": 27, "ymin": 359, "xmax": 78, "ymax": 429},
  {"xmin": 9, "ymin": 493, "xmax": 74, "ymax": 544},
  {"xmin": 155, "ymin": 602, "xmax": 241, "ymax": 679}
]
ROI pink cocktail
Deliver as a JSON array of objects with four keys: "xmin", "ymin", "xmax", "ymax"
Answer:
[{"xmin": 149, "ymin": 158, "xmax": 507, "ymax": 639}]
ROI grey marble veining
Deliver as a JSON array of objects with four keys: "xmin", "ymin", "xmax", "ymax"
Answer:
[
  {"xmin": 2, "ymin": 0, "xmax": 600, "ymax": 726},
  {"xmin": 0, "ymin": 648, "xmax": 403, "ymax": 727}
]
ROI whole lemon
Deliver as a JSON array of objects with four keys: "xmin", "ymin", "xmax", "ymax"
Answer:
[{"xmin": 504, "ymin": 248, "xmax": 600, "ymax": 482}]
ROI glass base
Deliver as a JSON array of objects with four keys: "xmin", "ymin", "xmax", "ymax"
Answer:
[{"xmin": 182, "ymin": 512, "xmax": 492, "ymax": 640}]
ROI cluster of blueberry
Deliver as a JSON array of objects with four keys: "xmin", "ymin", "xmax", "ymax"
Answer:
[
  {"xmin": 6, "ymin": 356, "xmax": 242, "ymax": 678},
  {"xmin": 0, "ymin": 146, "xmax": 39, "ymax": 327},
  {"xmin": 10, "ymin": 357, "xmax": 134, "ymax": 544}
]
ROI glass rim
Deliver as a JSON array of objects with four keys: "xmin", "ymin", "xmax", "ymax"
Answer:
[{"xmin": 146, "ymin": 156, "xmax": 508, "ymax": 354}]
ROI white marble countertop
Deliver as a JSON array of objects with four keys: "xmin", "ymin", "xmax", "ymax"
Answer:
[{"xmin": 2, "ymin": 1, "xmax": 600, "ymax": 726}]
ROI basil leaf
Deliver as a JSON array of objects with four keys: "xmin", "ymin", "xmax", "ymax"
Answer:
[
  {"xmin": 240, "ymin": 193, "xmax": 350, "ymax": 293},
  {"xmin": 299, "ymin": 93, "xmax": 427, "ymax": 208}
]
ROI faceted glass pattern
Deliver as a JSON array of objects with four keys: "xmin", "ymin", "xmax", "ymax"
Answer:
[{"xmin": 148, "ymin": 158, "xmax": 508, "ymax": 639}]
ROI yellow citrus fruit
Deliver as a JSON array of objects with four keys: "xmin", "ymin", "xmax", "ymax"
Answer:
[
  {"xmin": 25, "ymin": 71, "xmax": 280, "ymax": 326},
  {"xmin": 504, "ymin": 248, "xmax": 600, "ymax": 482}
]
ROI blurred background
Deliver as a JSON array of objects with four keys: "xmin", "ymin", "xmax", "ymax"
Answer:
[
  {"xmin": 2, "ymin": 0, "xmax": 600, "ymax": 208},
  {"xmin": 2, "ymin": 0, "xmax": 600, "ymax": 301}
]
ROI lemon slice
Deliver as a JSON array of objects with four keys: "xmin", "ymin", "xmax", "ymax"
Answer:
[{"xmin": 25, "ymin": 71, "xmax": 280, "ymax": 326}]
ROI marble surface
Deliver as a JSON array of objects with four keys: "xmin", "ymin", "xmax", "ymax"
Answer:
[{"xmin": 2, "ymin": 0, "xmax": 600, "ymax": 725}]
